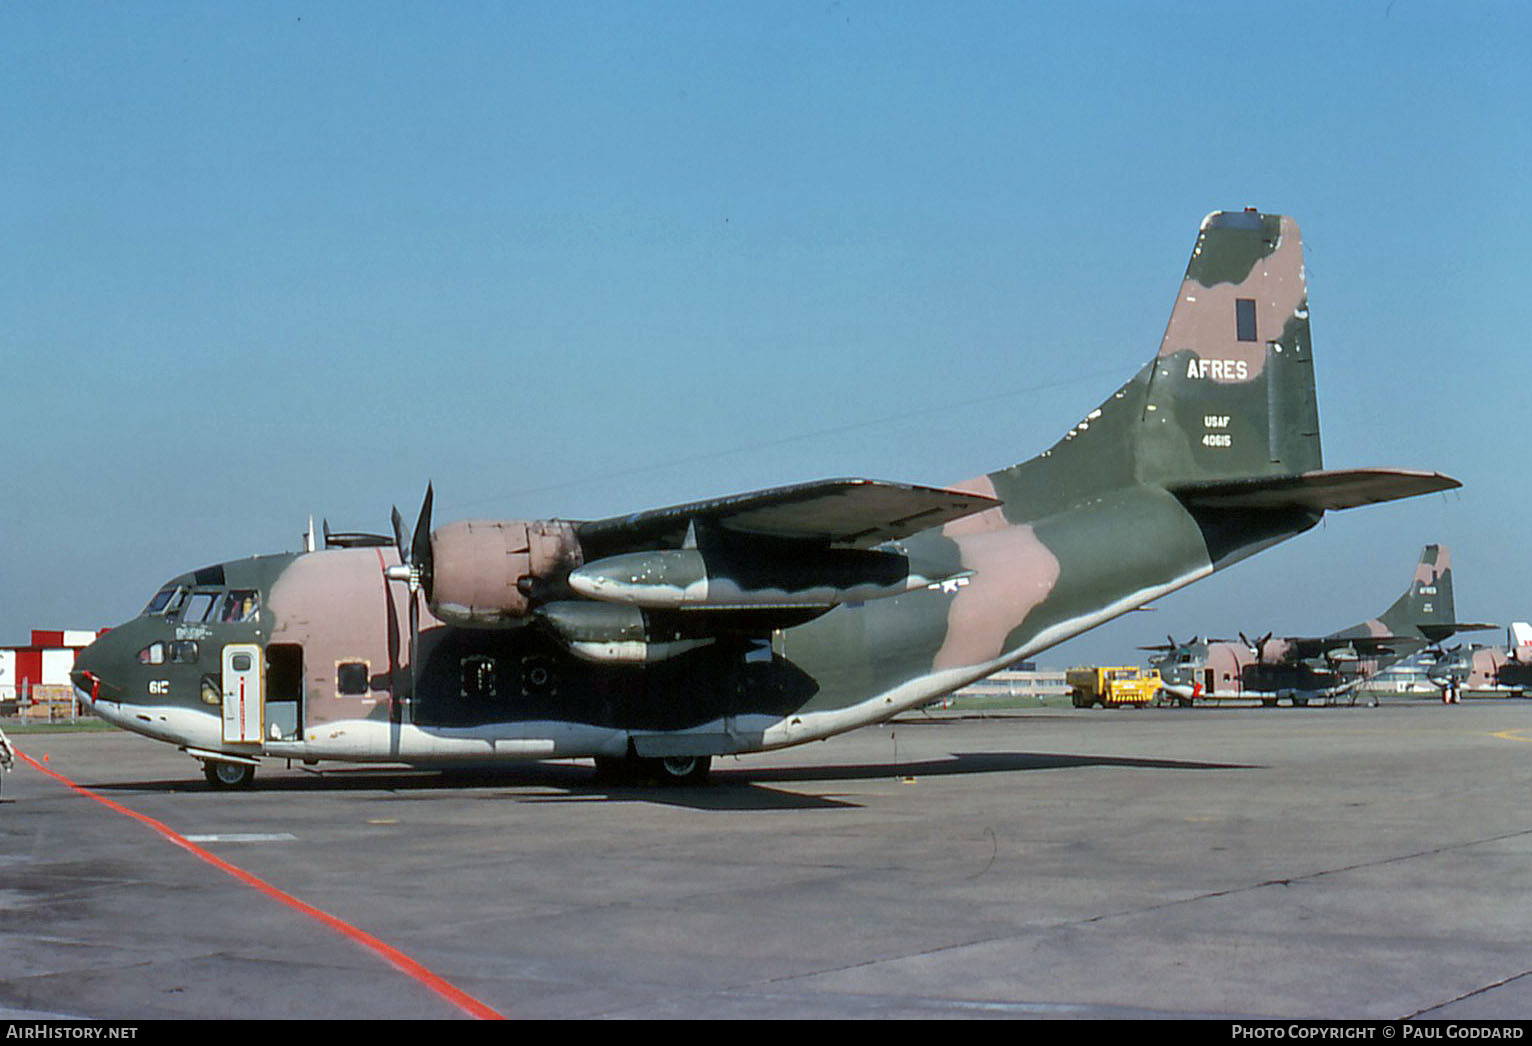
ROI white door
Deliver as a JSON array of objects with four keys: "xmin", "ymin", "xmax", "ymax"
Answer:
[{"xmin": 222, "ymin": 643, "xmax": 263, "ymax": 744}]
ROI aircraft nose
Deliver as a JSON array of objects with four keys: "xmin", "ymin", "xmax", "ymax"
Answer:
[{"xmin": 69, "ymin": 638, "xmax": 122, "ymax": 703}]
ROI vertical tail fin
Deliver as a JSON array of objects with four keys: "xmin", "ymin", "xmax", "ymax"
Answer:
[
  {"xmin": 994, "ymin": 209, "xmax": 1322, "ymax": 517},
  {"xmin": 1372, "ymin": 544, "xmax": 1456, "ymax": 639},
  {"xmin": 1137, "ymin": 209, "xmax": 1321, "ymax": 485},
  {"xmin": 1328, "ymin": 545, "xmax": 1456, "ymax": 642}
]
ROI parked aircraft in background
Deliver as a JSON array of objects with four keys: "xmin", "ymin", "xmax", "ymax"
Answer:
[
  {"xmin": 1428, "ymin": 623, "xmax": 1532, "ymax": 698},
  {"xmin": 1149, "ymin": 544, "xmax": 1491, "ymax": 705},
  {"xmin": 70, "ymin": 209, "xmax": 1457, "ymax": 786}
]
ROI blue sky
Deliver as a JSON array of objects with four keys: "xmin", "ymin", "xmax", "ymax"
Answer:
[{"xmin": 3, "ymin": 1, "xmax": 1528, "ymax": 666}]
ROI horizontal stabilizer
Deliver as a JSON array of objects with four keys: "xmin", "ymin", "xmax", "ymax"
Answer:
[
  {"xmin": 1418, "ymin": 622, "xmax": 1499, "ymax": 644},
  {"xmin": 579, "ymin": 478, "xmax": 1000, "ymax": 553},
  {"xmin": 1170, "ymin": 468, "xmax": 1459, "ymax": 512}
]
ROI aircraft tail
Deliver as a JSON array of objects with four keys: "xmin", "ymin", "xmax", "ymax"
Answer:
[
  {"xmin": 991, "ymin": 209, "xmax": 1452, "ymax": 524},
  {"xmin": 1373, "ymin": 544, "xmax": 1457, "ymax": 640},
  {"xmin": 1510, "ymin": 622, "xmax": 1532, "ymax": 660},
  {"xmin": 1139, "ymin": 209, "xmax": 1322, "ymax": 487}
]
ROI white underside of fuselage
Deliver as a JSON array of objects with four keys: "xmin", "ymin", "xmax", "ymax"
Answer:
[
  {"xmin": 1160, "ymin": 683, "xmax": 1343, "ymax": 703},
  {"xmin": 77, "ymin": 564, "xmax": 1210, "ymax": 769}
]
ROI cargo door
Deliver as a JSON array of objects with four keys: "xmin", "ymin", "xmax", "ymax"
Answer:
[{"xmin": 222, "ymin": 643, "xmax": 263, "ymax": 744}]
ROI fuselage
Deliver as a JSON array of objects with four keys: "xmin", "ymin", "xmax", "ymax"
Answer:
[
  {"xmin": 72, "ymin": 482, "xmax": 1315, "ymax": 768},
  {"xmin": 1155, "ymin": 638, "xmax": 1395, "ymax": 704},
  {"xmin": 1434, "ymin": 647, "xmax": 1532, "ymax": 698}
]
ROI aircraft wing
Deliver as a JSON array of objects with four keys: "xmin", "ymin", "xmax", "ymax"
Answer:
[
  {"xmin": 1170, "ymin": 468, "xmax": 1459, "ymax": 512},
  {"xmin": 577, "ymin": 478, "xmax": 1000, "ymax": 555},
  {"xmin": 1283, "ymin": 635, "xmax": 1425, "ymax": 660}
]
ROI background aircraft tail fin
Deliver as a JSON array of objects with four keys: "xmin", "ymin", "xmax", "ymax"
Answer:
[
  {"xmin": 1510, "ymin": 622, "xmax": 1532, "ymax": 658},
  {"xmin": 1374, "ymin": 544, "xmax": 1456, "ymax": 639}
]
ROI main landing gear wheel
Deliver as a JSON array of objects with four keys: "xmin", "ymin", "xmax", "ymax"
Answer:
[
  {"xmin": 202, "ymin": 759, "xmax": 255, "ymax": 790},
  {"xmin": 592, "ymin": 753, "xmax": 712, "ymax": 786},
  {"xmin": 654, "ymin": 754, "xmax": 711, "ymax": 785}
]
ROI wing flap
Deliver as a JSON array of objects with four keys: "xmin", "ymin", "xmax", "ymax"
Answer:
[{"xmin": 1171, "ymin": 468, "xmax": 1459, "ymax": 512}]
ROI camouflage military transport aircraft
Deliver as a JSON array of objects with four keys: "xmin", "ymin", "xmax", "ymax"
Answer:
[
  {"xmin": 71, "ymin": 209, "xmax": 1459, "ymax": 787},
  {"xmin": 1429, "ymin": 623, "xmax": 1532, "ymax": 698},
  {"xmin": 1149, "ymin": 544, "xmax": 1490, "ymax": 706}
]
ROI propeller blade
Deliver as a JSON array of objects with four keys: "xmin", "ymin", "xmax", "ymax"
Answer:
[
  {"xmin": 391, "ymin": 505, "xmax": 410, "ymax": 566},
  {"xmin": 411, "ymin": 483, "xmax": 434, "ymax": 600}
]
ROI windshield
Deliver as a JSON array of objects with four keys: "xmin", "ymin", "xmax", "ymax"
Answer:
[{"xmin": 142, "ymin": 585, "xmax": 187, "ymax": 617}]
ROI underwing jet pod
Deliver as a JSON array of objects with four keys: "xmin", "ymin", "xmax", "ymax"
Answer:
[
  {"xmin": 1149, "ymin": 544, "xmax": 1492, "ymax": 706},
  {"xmin": 72, "ymin": 210, "xmax": 1460, "ymax": 787}
]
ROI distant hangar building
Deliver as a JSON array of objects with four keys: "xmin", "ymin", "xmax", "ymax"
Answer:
[{"xmin": 1, "ymin": 629, "xmax": 106, "ymax": 715}]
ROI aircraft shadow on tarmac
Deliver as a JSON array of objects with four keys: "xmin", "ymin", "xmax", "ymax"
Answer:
[{"xmin": 82, "ymin": 750, "xmax": 1258, "ymax": 812}]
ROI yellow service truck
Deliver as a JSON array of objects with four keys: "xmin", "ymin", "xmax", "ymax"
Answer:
[{"xmin": 1067, "ymin": 666, "xmax": 1162, "ymax": 708}]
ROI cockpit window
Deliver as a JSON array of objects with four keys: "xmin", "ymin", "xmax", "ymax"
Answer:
[
  {"xmin": 220, "ymin": 590, "xmax": 260, "ymax": 623},
  {"xmin": 138, "ymin": 642, "xmax": 166, "ymax": 665},
  {"xmin": 144, "ymin": 585, "xmax": 188, "ymax": 617},
  {"xmin": 181, "ymin": 591, "xmax": 220, "ymax": 623}
]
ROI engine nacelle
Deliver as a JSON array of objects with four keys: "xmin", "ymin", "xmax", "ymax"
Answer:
[
  {"xmin": 535, "ymin": 601, "xmax": 715, "ymax": 664},
  {"xmin": 428, "ymin": 519, "xmax": 583, "ymax": 627}
]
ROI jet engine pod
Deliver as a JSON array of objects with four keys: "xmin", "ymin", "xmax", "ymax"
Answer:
[
  {"xmin": 428, "ymin": 519, "xmax": 584, "ymax": 627},
  {"xmin": 536, "ymin": 601, "xmax": 713, "ymax": 664},
  {"xmin": 567, "ymin": 544, "xmax": 951, "ymax": 610},
  {"xmin": 1324, "ymin": 645, "xmax": 1359, "ymax": 665}
]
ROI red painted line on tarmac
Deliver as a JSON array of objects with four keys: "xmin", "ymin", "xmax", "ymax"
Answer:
[{"xmin": 13, "ymin": 746, "xmax": 506, "ymax": 1021}]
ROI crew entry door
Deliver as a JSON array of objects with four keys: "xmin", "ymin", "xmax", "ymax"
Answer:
[{"xmin": 222, "ymin": 643, "xmax": 263, "ymax": 744}]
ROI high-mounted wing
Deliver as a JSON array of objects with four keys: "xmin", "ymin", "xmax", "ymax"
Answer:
[
  {"xmin": 552, "ymin": 480, "xmax": 999, "ymax": 645},
  {"xmin": 1282, "ymin": 635, "xmax": 1426, "ymax": 661},
  {"xmin": 577, "ymin": 477, "xmax": 999, "ymax": 557}
]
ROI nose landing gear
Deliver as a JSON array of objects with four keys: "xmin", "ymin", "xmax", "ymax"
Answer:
[{"xmin": 202, "ymin": 759, "xmax": 256, "ymax": 789}]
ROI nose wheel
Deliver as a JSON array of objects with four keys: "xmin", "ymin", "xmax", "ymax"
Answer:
[{"xmin": 202, "ymin": 759, "xmax": 256, "ymax": 789}]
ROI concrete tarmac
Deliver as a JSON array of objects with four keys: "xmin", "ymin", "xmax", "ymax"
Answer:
[{"xmin": 3, "ymin": 702, "xmax": 1532, "ymax": 1020}]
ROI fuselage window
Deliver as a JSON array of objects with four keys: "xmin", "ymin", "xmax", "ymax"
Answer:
[
  {"xmin": 137, "ymin": 642, "xmax": 166, "ymax": 665},
  {"xmin": 220, "ymin": 590, "xmax": 260, "ymax": 623},
  {"xmin": 182, "ymin": 591, "xmax": 220, "ymax": 624},
  {"xmin": 170, "ymin": 640, "xmax": 199, "ymax": 664},
  {"xmin": 336, "ymin": 661, "xmax": 370, "ymax": 696}
]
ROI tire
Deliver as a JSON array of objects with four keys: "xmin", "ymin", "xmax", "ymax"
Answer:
[
  {"xmin": 203, "ymin": 760, "xmax": 255, "ymax": 789},
  {"xmin": 654, "ymin": 754, "xmax": 711, "ymax": 785}
]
